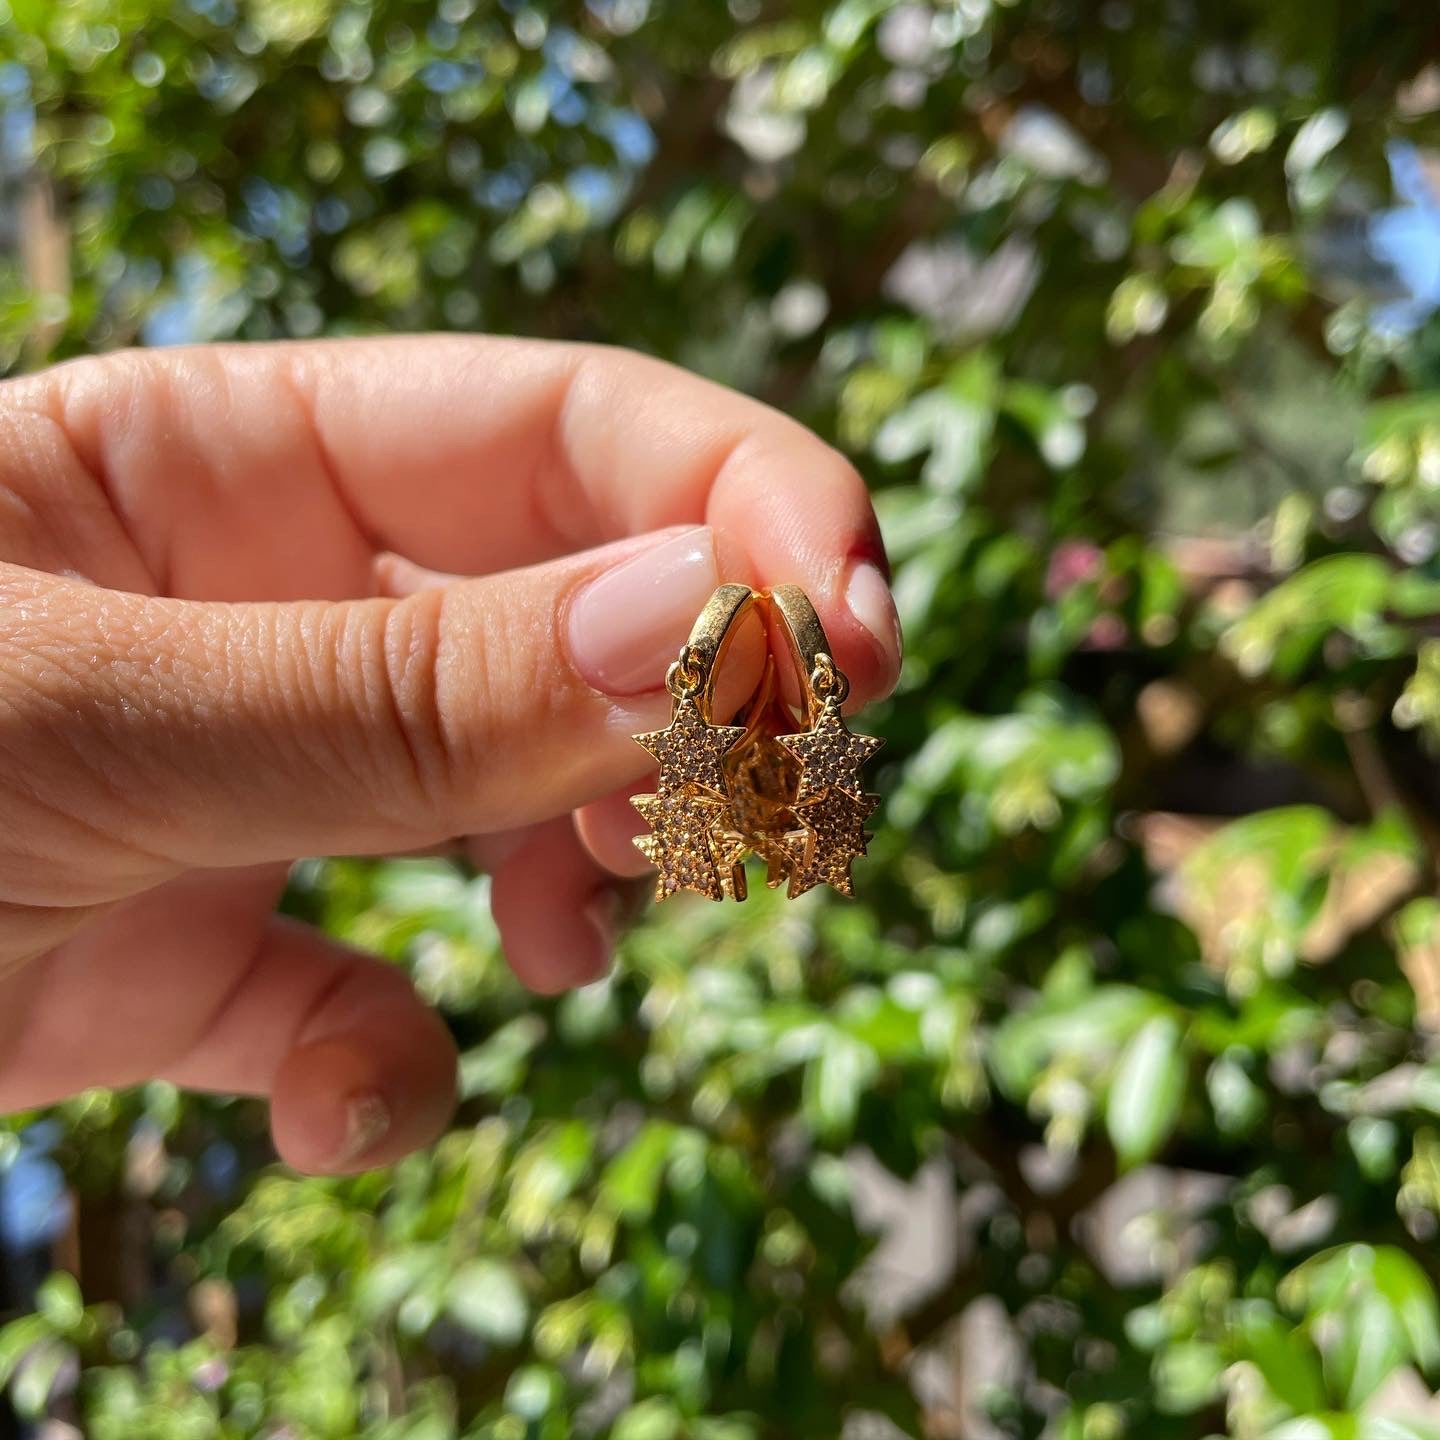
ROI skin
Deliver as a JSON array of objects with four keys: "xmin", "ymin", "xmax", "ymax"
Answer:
[{"xmin": 0, "ymin": 335, "xmax": 900, "ymax": 1174}]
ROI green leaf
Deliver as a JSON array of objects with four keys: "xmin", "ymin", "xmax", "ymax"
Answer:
[
  {"xmin": 1222, "ymin": 553, "xmax": 1393, "ymax": 677},
  {"xmin": 459, "ymin": 1015, "xmax": 547, "ymax": 1099},
  {"xmin": 1232, "ymin": 1303, "xmax": 1327, "ymax": 1415},
  {"xmin": 504, "ymin": 1122, "xmax": 595, "ymax": 1238},
  {"xmin": 356, "ymin": 1246, "xmax": 446, "ymax": 1320},
  {"xmin": 1208, "ymin": 1052, "xmax": 1266, "ymax": 1137},
  {"xmin": 613, "ymin": 1397, "xmax": 683, "ymax": 1440},
  {"xmin": 1362, "ymin": 393, "xmax": 1440, "ymax": 450},
  {"xmin": 504, "ymin": 1364, "xmax": 563, "ymax": 1420},
  {"xmin": 599, "ymin": 1122, "xmax": 680, "ymax": 1224},
  {"xmin": 991, "ymin": 986, "xmax": 1160, "ymax": 1099},
  {"xmin": 1361, "ymin": 1420, "xmax": 1440, "ymax": 1440},
  {"xmin": 1267, "ymin": 1420, "xmax": 1356, "ymax": 1440},
  {"xmin": 34, "ymin": 1272, "xmax": 83, "ymax": 1334},
  {"xmin": 1372, "ymin": 1248, "xmax": 1440, "ymax": 1372},
  {"xmin": 1395, "ymin": 897, "xmax": 1440, "ymax": 952},
  {"xmin": 693, "ymin": 1420, "xmax": 761, "ymax": 1440},
  {"xmin": 445, "ymin": 1260, "xmax": 529, "ymax": 1347},
  {"xmin": 1348, "ymin": 1117, "xmax": 1400, "ymax": 1182},
  {"xmin": 0, "ymin": 1316, "xmax": 49, "ymax": 1389},
  {"xmin": 10, "ymin": 1339, "xmax": 69, "ymax": 1420},
  {"xmin": 1154, "ymin": 1339, "xmax": 1225, "ymax": 1413},
  {"xmin": 802, "ymin": 1030, "xmax": 879, "ymax": 1141},
  {"xmin": 1105, "ymin": 1015, "xmax": 1185, "ymax": 1166},
  {"xmin": 1331, "ymin": 1285, "xmax": 1410, "ymax": 1407},
  {"xmin": 1281, "ymin": 1244, "xmax": 1440, "ymax": 1405}
]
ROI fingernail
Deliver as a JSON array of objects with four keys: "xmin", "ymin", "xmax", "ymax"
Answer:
[
  {"xmin": 845, "ymin": 559, "xmax": 903, "ymax": 682},
  {"xmin": 581, "ymin": 890, "xmax": 620, "ymax": 981},
  {"xmin": 567, "ymin": 526, "xmax": 719, "ymax": 695},
  {"xmin": 336, "ymin": 1090, "xmax": 390, "ymax": 1167}
]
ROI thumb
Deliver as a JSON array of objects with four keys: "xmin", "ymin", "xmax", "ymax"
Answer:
[{"xmin": 1, "ymin": 525, "xmax": 759, "ymax": 893}]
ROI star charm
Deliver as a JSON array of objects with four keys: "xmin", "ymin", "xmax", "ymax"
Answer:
[
  {"xmin": 763, "ymin": 840, "xmax": 802, "ymax": 890},
  {"xmin": 767, "ymin": 823, "xmax": 814, "ymax": 890},
  {"xmin": 708, "ymin": 822, "xmax": 751, "ymax": 902},
  {"xmin": 777, "ymin": 698, "xmax": 883, "ymax": 804},
  {"xmin": 785, "ymin": 789, "xmax": 881, "ymax": 898},
  {"xmin": 633, "ymin": 698, "xmax": 746, "ymax": 795},
  {"xmin": 632, "ymin": 790, "xmax": 728, "ymax": 901}
]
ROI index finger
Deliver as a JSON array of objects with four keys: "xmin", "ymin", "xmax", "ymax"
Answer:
[{"xmin": 8, "ymin": 336, "xmax": 900, "ymax": 702}]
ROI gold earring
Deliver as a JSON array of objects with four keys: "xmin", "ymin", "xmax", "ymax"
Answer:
[
  {"xmin": 631, "ymin": 582, "xmax": 883, "ymax": 903},
  {"xmin": 766, "ymin": 584, "xmax": 883, "ymax": 898},
  {"xmin": 630, "ymin": 584, "xmax": 757, "ymax": 903}
]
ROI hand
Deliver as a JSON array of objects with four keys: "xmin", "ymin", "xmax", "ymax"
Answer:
[{"xmin": 0, "ymin": 336, "xmax": 901, "ymax": 1172}]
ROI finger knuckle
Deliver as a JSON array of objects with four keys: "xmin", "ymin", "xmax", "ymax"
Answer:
[
  {"xmin": 378, "ymin": 588, "xmax": 469, "ymax": 826},
  {"xmin": 0, "ymin": 573, "xmax": 187, "ymax": 887},
  {"xmin": 390, "ymin": 583, "xmax": 559, "ymax": 830}
]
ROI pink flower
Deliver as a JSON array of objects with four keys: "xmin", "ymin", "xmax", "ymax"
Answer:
[
  {"xmin": 1085, "ymin": 614, "xmax": 1130, "ymax": 651},
  {"xmin": 1046, "ymin": 540, "xmax": 1104, "ymax": 598}
]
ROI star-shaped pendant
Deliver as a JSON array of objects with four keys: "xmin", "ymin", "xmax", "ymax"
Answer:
[
  {"xmin": 707, "ymin": 822, "xmax": 751, "ymax": 902},
  {"xmin": 633, "ymin": 698, "xmax": 746, "ymax": 796},
  {"xmin": 632, "ymin": 790, "xmax": 729, "ymax": 901},
  {"xmin": 740, "ymin": 828, "xmax": 796, "ymax": 891},
  {"xmin": 766, "ymin": 823, "xmax": 814, "ymax": 891},
  {"xmin": 785, "ymin": 789, "xmax": 881, "ymax": 898},
  {"xmin": 777, "ymin": 697, "xmax": 884, "ymax": 804}
]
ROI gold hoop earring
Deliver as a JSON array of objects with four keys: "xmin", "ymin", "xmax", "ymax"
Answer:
[
  {"xmin": 767, "ymin": 584, "xmax": 883, "ymax": 898},
  {"xmin": 630, "ymin": 584, "xmax": 757, "ymax": 902},
  {"xmin": 630, "ymin": 582, "xmax": 882, "ymax": 902}
]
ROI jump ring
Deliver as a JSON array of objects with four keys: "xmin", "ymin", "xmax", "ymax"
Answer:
[
  {"xmin": 810, "ymin": 653, "xmax": 850, "ymax": 705},
  {"xmin": 666, "ymin": 649, "xmax": 704, "ymax": 699}
]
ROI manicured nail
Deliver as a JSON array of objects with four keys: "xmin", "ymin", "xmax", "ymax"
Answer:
[
  {"xmin": 845, "ymin": 559, "xmax": 903, "ymax": 683},
  {"xmin": 567, "ymin": 526, "xmax": 719, "ymax": 695},
  {"xmin": 336, "ymin": 1090, "xmax": 390, "ymax": 1167}
]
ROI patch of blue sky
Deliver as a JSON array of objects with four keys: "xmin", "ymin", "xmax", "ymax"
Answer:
[
  {"xmin": 241, "ymin": 176, "xmax": 313, "ymax": 263},
  {"xmin": 539, "ymin": 64, "xmax": 587, "ymax": 127},
  {"xmin": 0, "ymin": 1121, "xmax": 70, "ymax": 1252},
  {"xmin": 1369, "ymin": 141, "xmax": 1440, "ymax": 336},
  {"xmin": 474, "ymin": 165, "xmax": 531, "ymax": 212},
  {"xmin": 568, "ymin": 164, "xmax": 624, "ymax": 223},
  {"xmin": 421, "ymin": 58, "xmax": 473, "ymax": 94},
  {"xmin": 0, "ymin": 63, "xmax": 34, "ymax": 175},
  {"xmin": 140, "ymin": 253, "xmax": 249, "ymax": 346},
  {"xmin": 591, "ymin": 105, "xmax": 656, "ymax": 168},
  {"xmin": 184, "ymin": 0, "xmax": 237, "ymax": 21}
]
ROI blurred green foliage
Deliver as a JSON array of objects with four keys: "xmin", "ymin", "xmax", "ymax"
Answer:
[{"xmin": 10, "ymin": 1, "xmax": 1440, "ymax": 1436}]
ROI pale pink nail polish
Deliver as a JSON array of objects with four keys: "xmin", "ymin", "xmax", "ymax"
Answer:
[
  {"xmin": 567, "ymin": 526, "xmax": 719, "ymax": 695},
  {"xmin": 845, "ymin": 559, "xmax": 903, "ymax": 684}
]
